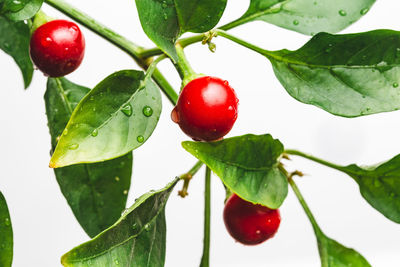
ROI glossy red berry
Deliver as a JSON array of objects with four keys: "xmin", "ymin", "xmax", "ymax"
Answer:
[
  {"xmin": 171, "ymin": 76, "xmax": 238, "ymax": 141},
  {"xmin": 223, "ymin": 194, "xmax": 281, "ymax": 245},
  {"xmin": 30, "ymin": 20, "xmax": 85, "ymax": 77}
]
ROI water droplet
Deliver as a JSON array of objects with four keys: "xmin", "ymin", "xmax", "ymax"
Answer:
[
  {"xmin": 4, "ymin": 218, "xmax": 10, "ymax": 226},
  {"xmin": 91, "ymin": 129, "xmax": 98, "ymax": 137},
  {"xmin": 114, "ymin": 259, "xmax": 119, "ymax": 265},
  {"xmin": 68, "ymin": 144, "xmax": 79, "ymax": 150},
  {"xmin": 338, "ymin": 10, "xmax": 347, "ymax": 16},
  {"xmin": 374, "ymin": 179, "xmax": 381, "ymax": 187},
  {"xmin": 137, "ymin": 135, "xmax": 144, "ymax": 143},
  {"xmin": 360, "ymin": 8, "xmax": 369, "ymax": 15},
  {"xmin": 142, "ymin": 106, "xmax": 153, "ymax": 117},
  {"xmin": 115, "ymin": 176, "xmax": 120, "ymax": 182},
  {"xmin": 123, "ymin": 190, "xmax": 128, "ymax": 195},
  {"xmin": 293, "ymin": 20, "xmax": 299, "ymax": 25},
  {"xmin": 63, "ymin": 129, "xmax": 69, "ymax": 135},
  {"xmin": 42, "ymin": 37, "xmax": 53, "ymax": 47},
  {"xmin": 162, "ymin": 1, "xmax": 167, "ymax": 8},
  {"xmin": 171, "ymin": 107, "xmax": 179, "ymax": 123},
  {"xmin": 69, "ymin": 26, "xmax": 79, "ymax": 35},
  {"xmin": 393, "ymin": 82, "xmax": 399, "ymax": 88},
  {"xmin": 121, "ymin": 104, "xmax": 133, "ymax": 116},
  {"xmin": 163, "ymin": 13, "xmax": 168, "ymax": 20},
  {"xmin": 255, "ymin": 230, "xmax": 261, "ymax": 235},
  {"xmin": 144, "ymin": 223, "xmax": 150, "ymax": 231}
]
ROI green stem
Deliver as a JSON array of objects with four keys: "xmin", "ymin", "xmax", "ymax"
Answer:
[
  {"xmin": 175, "ymin": 44, "xmax": 198, "ymax": 86},
  {"xmin": 215, "ymin": 29, "xmax": 267, "ymax": 55},
  {"xmin": 288, "ymin": 177, "xmax": 323, "ymax": 237},
  {"xmin": 143, "ymin": 55, "xmax": 166, "ymax": 83},
  {"xmin": 200, "ymin": 167, "xmax": 211, "ymax": 267},
  {"xmin": 178, "ymin": 161, "xmax": 204, "ymax": 198},
  {"xmin": 43, "ymin": 0, "xmax": 178, "ymax": 105},
  {"xmin": 284, "ymin": 149, "xmax": 346, "ymax": 173}
]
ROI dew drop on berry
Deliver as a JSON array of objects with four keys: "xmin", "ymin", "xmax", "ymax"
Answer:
[
  {"xmin": 42, "ymin": 37, "xmax": 53, "ymax": 47},
  {"xmin": 224, "ymin": 80, "xmax": 229, "ymax": 86},
  {"xmin": 69, "ymin": 26, "xmax": 79, "ymax": 35},
  {"xmin": 171, "ymin": 107, "xmax": 180, "ymax": 123}
]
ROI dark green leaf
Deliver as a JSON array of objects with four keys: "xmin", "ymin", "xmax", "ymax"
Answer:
[
  {"xmin": 3, "ymin": 0, "xmax": 43, "ymax": 20},
  {"xmin": 61, "ymin": 178, "xmax": 179, "ymax": 267},
  {"xmin": 0, "ymin": 191, "xmax": 13, "ymax": 267},
  {"xmin": 0, "ymin": 16, "xmax": 33, "ymax": 88},
  {"xmin": 182, "ymin": 134, "xmax": 287, "ymax": 209},
  {"xmin": 339, "ymin": 154, "xmax": 400, "ymax": 223},
  {"xmin": 266, "ymin": 30, "xmax": 400, "ymax": 117},
  {"xmin": 135, "ymin": 0, "xmax": 227, "ymax": 61},
  {"xmin": 49, "ymin": 70, "xmax": 161, "ymax": 168},
  {"xmin": 236, "ymin": 0, "xmax": 375, "ymax": 35},
  {"xmin": 45, "ymin": 77, "xmax": 133, "ymax": 238},
  {"xmin": 317, "ymin": 234, "xmax": 371, "ymax": 267}
]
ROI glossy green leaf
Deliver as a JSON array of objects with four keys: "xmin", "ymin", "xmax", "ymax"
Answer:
[
  {"xmin": 266, "ymin": 30, "xmax": 400, "ymax": 117},
  {"xmin": 50, "ymin": 70, "xmax": 161, "ymax": 168},
  {"xmin": 61, "ymin": 178, "xmax": 179, "ymax": 267},
  {"xmin": 45, "ymin": 77, "xmax": 133, "ymax": 238},
  {"xmin": 135, "ymin": 0, "xmax": 227, "ymax": 61},
  {"xmin": 338, "ymin": 155, "xmax": 400, "ymax": 223},
  {"xmin": 0, "ymin": 191, "xmax": 13, "ymax": 267},
  {"xmin": 182, "ymin": 134, "xmax": 287, "ymax": 209},
  {"xmin": 236, "ymin": 0, "xmax": 375, "ymax": 35},
  {"xmin": 0, "ymin": 16, "xmax": 33, "ymax": 88},
  {"xmin": 317, "ymin": 234, "xmax": 371, "ymax": 267},
  {"xmin": 2, "ymin": 0, "xmax": 43, "ymax": 20}
]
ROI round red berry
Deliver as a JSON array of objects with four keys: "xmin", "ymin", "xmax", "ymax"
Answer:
[
  {"xmin": 223, "ymin": 194, "xmax": 281, "ymax": 245},
  {"xmin": 171, "ymin": 76, "xmax": 238, "ymax": 141},
  {"xmin": 30, "ymin": 20, "xmax": 85, "ymax": 77}
]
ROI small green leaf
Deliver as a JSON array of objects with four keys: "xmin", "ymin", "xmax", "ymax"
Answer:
[
  {"xmin": 339, "ymin": 155, "xmax": 400, "ymax": 223},
  {"xmin": 0, "ymin": 191, "xmax": 13, "ymax": 267},
  {"xmin": 0, "ymin": 16, "xmax": 33, "ymax": 88},
  {"xmin": 317, "ymin": 234, "xmax": 371, "ymax": 267},
  {"xmin": 45, "ymin": 77, "xmax": 133, "ymax": 238},
  {"xmin": 61, "ymin": 178, "xmax": 179, "ymax": 267},
  {"xmin": 2, "ymin": 0, "xmax": 43, "ymax": 20},
  {"xmin": 237, "ymin": 0, "xmax": 375, "ymax": 35},
  {"xmin": 182, "ymin": 134, "xmax": 287, "ymax": 209},
  {"xmin": 50, "ymin": 70, "xmax": 161, "ymax": 168},
  {"xmin": 135, "ymin": 0, "xmax": 227, "ymax": 61},
  {"xmin": 266, "ymin": 30, "xmax": 400, "ymax": 117}
]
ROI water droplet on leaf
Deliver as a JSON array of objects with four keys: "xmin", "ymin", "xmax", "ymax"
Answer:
[
  {"xmin": 123, "ymin": 190, "xmax": 128, "ymax": 195},
  {"xmin": 91, "ymin": 129, "xmax": 98, "ymax": 137},
  {"xmin": 68, "ymin": 144, "xmax": 79, "ymax": 150},
  {"xmin": 137, "ymin": 135, "xmax": 144, "ymax": 143},
  {"xmin": 115, "ymin": 176, "xmax": 120, "ymax": 182},
  {"xmin": 4, "ymin": 218, "xmax": 10, "ymax": 226},
  {"xmin": 293, "ymin": 20, "xmax": 299, "ymax": 25},
  {"xmin": 142, "ymin": 106, "xmax": 153, "ymax": 117},
  {"xmin": 338, "ymin": 10, "xmax": 347, "ymax": 16},
  {"xmin": 144, "ymin": 223, "xmax": 150, "ymax": 231},
  {"xmin": 393, "ymin": 82, "xmax": 399, "ymax": 88},
  {"xmin": 121, "ymin": 104, "xmax": 133, "ymax": 116},
  {"xmin": 360, "ymin": 8, "xmax": 369, "ymax": 15}
]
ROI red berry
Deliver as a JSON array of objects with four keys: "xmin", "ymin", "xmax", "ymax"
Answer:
[
  {"xmin": 30, "ymin": 20, "xmax": 85, "ymax": 77},
  {"xmin": 171, "ymin": 76, "xmax": 238, "ymax": 141},
  {"xmin": 223, "ymin": 194, "xmax": 281, "ymax": 245}
]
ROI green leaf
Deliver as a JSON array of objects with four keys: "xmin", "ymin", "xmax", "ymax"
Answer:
[
  {"xmin": 49, "ymin": 70, "xmax": 162, "ymax": 168},
  {"xmin": 182, "ymin": 134, "xmax": 288, "ymax": 209},
  {"xmin": 266, "ymin": 30, "xmax": 400, "ymax": 117},
  {"xmin": 135, "ymin": 0, "xmax": 227, "ymax": 61},
  {"xmin": 0, "ymin": 191, "xmax": 13, "ymax": 267},
  {"xmin": 2, "ymin": 0, "xmax": 43, "ymax": 20},
  {"xmin": 237, "ymin": 0, "xmax": 375, "ymax": 35},
  {"xmin": 0, "ymin": 16, "xmax": 33, "ymax": 88},
  {"xmin": 338, "ymin": 154, "xmax": 400, "ymax": 223},
  {"xmin": 61, "ymin": 178, "xmax": 179, "ymax": 267},
  {"xmin": 45, "ymin": 77, "xmax": 133, "ymax": 238},
  {"xmin": 317, "ymin": 234, "xmax": 371, "ymax": 267}
]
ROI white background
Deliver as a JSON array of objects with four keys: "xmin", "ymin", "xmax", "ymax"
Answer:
[{"xmin": 1, "ymin": 0, "xmax": 400, "ymax": 266}]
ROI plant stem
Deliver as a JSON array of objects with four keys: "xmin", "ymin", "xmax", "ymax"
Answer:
[
  {"xmin": 43, "ymin": 0, "xmax": 178, "ymax": 105},
  {"xmin": 143, "ymin": 55, "xmax": 166, "ymax": 83},
  {"xmin": 178, "ymin": 161, "xmax": 204, "ymax": 197},
  {"xmin": 284, "ymin": 149, "xmax": 346, "ymax": 173},
  {"xmin": 200, "ymin": 167, "xmax": 211, "ymax": 267},
  {"xmin": 287, "ymin": 177, "xmax": 323, "ymax": 237},
  {"xmin": 175, "ymin": 44, "xmax": 197, "ymax": 86},
  {"xmin": 215, "ymin": 29, "xmax": 267, "ymax": 55}
]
